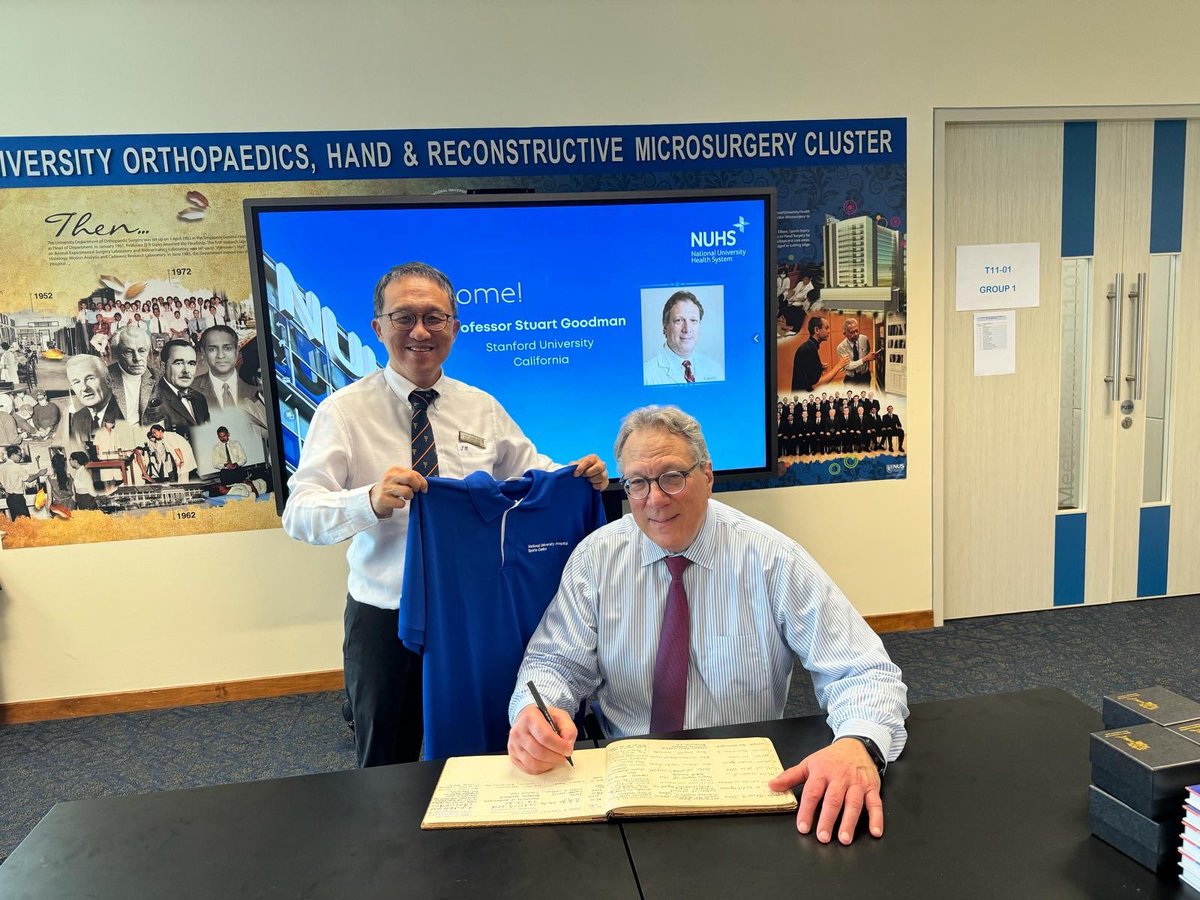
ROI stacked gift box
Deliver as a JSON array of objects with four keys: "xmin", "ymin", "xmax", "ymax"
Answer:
[
  {"xmin": 1089, "ymin": 686, "xmax": 1200, "ymax": 876},
  {"xmin": 1183, "ymin": 786, "xmax": 1200, "ymax": 891}
]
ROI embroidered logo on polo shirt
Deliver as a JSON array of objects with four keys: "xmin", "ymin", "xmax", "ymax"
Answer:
[{"xmin": 527, "ymin": 540, "xmax": 570, "ymax": 554}]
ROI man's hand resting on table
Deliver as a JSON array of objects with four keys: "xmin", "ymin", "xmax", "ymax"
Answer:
[
  {"xmin": 507, "ymin": 704, "xmax": 578, "ymax": 774},
  {"xmin": 768, "ymin": 737, "xmax": 883, "ymax": 844}
]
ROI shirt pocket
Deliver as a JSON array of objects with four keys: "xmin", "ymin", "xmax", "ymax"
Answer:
[
  {"xmin": 701, "ymin": 634, "xmax": 773, "ymax": 699},
  {"xmin": 452, "ymin": 438, "xmax": 497, "ymax": 475}
]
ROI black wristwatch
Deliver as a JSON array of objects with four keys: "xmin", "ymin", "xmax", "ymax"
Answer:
[{"xmin": 842, "ymin": 735, "xmax": 886, "ymax": 774}]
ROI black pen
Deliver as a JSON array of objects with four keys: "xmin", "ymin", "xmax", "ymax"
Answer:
[{"xmin": 526, "ymin": 680, "xmax": 574, "ymax": 767}]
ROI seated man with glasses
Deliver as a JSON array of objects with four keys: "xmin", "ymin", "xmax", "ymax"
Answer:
[
  {"xmin": 507, "ymin": 404, "xmax": 907, "ymax": 846},
  {"xmin": 282, "ymin": 260, "xmax": 608, "ymax": 769}
]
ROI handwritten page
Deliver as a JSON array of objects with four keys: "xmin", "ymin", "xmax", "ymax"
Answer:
[
  {"xmin": 604, "ymin": 738, "xmax": 795, "ymax": 814},
  {"xmin": 422, "ymin": 737, "xmax": 796, "ymax": 828},
  {"xmin": 422, "ymin": 749, "xmax": 609, "ymax": 828}
]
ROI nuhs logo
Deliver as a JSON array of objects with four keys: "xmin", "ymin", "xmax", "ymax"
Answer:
[{"xmin": 690, "ymin": 229, "xmax": 737, "ymax": 248}]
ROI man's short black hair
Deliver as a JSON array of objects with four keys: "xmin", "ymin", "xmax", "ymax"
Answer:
[
  {"xmin": 160, "ymin": 338, "xmax": 194, "ymax": 363},
  {"xmin": 373, "ymin": 262, "xmax": 456, "ymax": 317},
  {"xmin": 199, "ymin": 324, "xmax": 238, "ymax": 347},
  {"xmin": 807, "ymin": 315, "xmax": 826, "ymax": 337}
]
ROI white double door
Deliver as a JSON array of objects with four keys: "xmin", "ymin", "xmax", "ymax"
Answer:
[{"xmin": 941, "ymin": 113, "xmax": 1200, "ymax": 619}]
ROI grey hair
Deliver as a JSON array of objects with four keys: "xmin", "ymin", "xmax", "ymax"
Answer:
[
  {"xmin": 613, "ymin": 405, "xmax": 711, "ymax": 471},
  {"xmin": 65, "ymin": 353, "xmax": 107, "ymax": 380},
  {"xmin": 372, "ymin": 261, "xmax": 456, "ymax": 316},
  {"xmin": 110, "ymin": 325, "xmax": 150, "ymax": 354}
]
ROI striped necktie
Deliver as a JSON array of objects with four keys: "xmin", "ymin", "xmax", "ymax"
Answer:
[
  {"xmin": 409, "ymin": 389, "xmax": 439, "ymax": 477},
  {"xmin": 650, "ymin": 555, "xmax": 691, "ymax": 733}
]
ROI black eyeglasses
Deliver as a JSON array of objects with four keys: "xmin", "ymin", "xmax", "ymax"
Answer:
[
  {"xmin": 377, "ymin": 310, "xmax": 456, "ymax": 332},
  {"xmin": 621, "ymin": 464, "xmax": 698, "ymax": 500}
]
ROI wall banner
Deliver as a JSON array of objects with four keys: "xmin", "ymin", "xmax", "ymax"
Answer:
[{"xmin": 0, "ymin": 117, "xmax": 907, "ymax": 549}]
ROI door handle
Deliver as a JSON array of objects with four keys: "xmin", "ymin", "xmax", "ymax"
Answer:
[
  {"xmin": 1105, "ymin": 272, "xmax": 1123, "ymax": 404},
  {"xmin": 1126, "ymin": 272, "xmax": 1147, "ymax": 401}
]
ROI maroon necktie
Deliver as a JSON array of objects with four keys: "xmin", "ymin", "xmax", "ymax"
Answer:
[
  {"xmin": 650, "ymin": 555, "xmax": 691, "ymax": 733},
  {"xmin": 682, "ymin": 360, "xmax": 696, "ymax": 383}
]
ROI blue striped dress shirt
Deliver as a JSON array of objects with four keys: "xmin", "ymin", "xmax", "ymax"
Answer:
[{"xmin": 510, "ymin": 499, "xmax": 909, "ymax": 760}]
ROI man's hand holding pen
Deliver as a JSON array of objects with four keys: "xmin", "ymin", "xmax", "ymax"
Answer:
[{"xmin": 508, "ymin": 703, "xmax": 578, "ymax": 774}]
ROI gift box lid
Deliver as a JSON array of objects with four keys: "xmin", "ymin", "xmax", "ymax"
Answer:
[
  {"xmin": 1172, "ymin": 720, "xmax": 1200, "ymax": 747},
  {"xmin": 1103, "ymin": 686, "xmax": 1200, "ymax": 728}
]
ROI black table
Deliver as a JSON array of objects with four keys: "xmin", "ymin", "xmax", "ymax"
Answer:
[
  {"xmin": 621, "ymin": 688, "xmax": 1190, "ymax": 899},
  {"xmin": 1, "ymin": 689, "xmax": 1190, "ymax": 899},
  {"xmin": 0, "ymin": 753, "xmax": 639, "ymax": 900}
]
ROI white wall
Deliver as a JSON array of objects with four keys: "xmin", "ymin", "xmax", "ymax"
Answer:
[{"xmin": 2, "ymin": 0, "xmax": 1198, "ymax": 704}]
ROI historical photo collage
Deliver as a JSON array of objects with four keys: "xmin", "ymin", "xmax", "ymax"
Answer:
[{"xmin": 0, "ymin": 281, "xmax": 270, "ymax": 525}]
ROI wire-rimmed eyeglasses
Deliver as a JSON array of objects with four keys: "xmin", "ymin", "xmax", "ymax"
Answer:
[{"xmin": 620, "ymin": 464, "xmax": 698, "ymax": 500}]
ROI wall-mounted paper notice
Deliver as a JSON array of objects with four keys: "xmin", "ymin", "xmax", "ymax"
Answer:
[
  {"xmin": 956, "ymin": 242, "xmax": 1040, "ymax": 311},
  {"xmin": 974, "ymin": 311, "xmax": 1016, "ymax": 376}
]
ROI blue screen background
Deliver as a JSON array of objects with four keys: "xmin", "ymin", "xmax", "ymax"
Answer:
[{"xmin": 256, "ymin": 194, "xmax": 770, "ymax": 477}]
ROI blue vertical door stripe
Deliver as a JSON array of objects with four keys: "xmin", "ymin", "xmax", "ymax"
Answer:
[
  {"xmin": 1137, "ymin": 505, "xmax": 1171, "ymax": 597},
  {"xmin": 1150, "ymin": 120, "xmax": 1187, "ymax": 254},
  {"xmin": 1061, "ymin": 122, "xmax": 1097, "ymax": 258},
  {"xmin": 1053, "ymin": 512, "xmax": 1087, "ymax": 606}
]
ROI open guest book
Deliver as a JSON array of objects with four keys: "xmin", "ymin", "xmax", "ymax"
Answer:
[{"xmin": 421, "ymin": 736, "xmax": 798, "ymax": 829}]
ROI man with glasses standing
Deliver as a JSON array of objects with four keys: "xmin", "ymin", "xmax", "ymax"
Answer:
[
  {"xmin": 507, "ymin": 405, "xmax": 907, "ymax": 846},
  {"xmin": 282, "ymin": 261, "xmax": 608, "ymax": 768}
]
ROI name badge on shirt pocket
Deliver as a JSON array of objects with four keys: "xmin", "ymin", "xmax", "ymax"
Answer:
[{"xmin": 458, "ymin": 431, "xmax": 487, "ymax": 452}]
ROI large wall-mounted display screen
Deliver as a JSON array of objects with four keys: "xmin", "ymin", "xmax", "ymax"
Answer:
[{"xmin": 245, "ymin": 189, "xmax": 776, "ymax": 507}]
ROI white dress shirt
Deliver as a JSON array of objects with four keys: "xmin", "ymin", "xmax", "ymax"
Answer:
[
  {"xmin": 163, "ymin": 430, "xmax": 196, "ymax": 477},
  {"xmin": 837, "ymin": 334, "xmax": 872, "ymax": 378},
  {"xmin": 72, "ymin": 464, "xmax": 96, "ymax": 496},
  {"xmin": 510, "ymin": 498, "xmax": 909, "ymax": 760},
  {"xmin": 0, "ymin": 459, "xmax": 31, "ymax": 494},
  {"xmin": 643, "ymin": 344, "xmax": 723, "ymax": 386},
  {"xmin": 212, "ymin": 439, "xmax": 247, "ymax": 468},
  {"xmin": 207, "ymin": 373, "xmax": 241, "ymax": 410},
  {"xmin": 282, "ymin": 366, "xmax": 557, "ymax": 610},
  {"xmin": 789, "ymin": 281, "xmax": 814, "ymax": 305}
]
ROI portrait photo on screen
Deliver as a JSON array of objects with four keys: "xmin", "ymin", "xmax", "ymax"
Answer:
[{"xmin": 640, "ymin": 285, "xmax": 725, "ymax": 386}]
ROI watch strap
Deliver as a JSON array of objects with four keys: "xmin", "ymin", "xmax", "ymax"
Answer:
[{"xmin": 842, "ymin": 735, "xmax": 886, "ymax": 774}]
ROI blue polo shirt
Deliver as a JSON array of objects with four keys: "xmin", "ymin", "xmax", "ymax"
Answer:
[{"xmin": 400, "ymin": 466, "xmax": 606, "ymax": 759}]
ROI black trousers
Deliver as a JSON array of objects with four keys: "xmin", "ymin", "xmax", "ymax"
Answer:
[
  {"xmin": 343, "ymin": 595, "xmax": 423, "ymax": 767},
  {"xmin": 6, "ymin": 494, "xmax": 29, "ymax": 519}
]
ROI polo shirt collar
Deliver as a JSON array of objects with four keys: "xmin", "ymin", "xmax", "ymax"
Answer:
[{"xmin": 463, "ymin": 468, "xmax": 557, "ymax": 522}]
